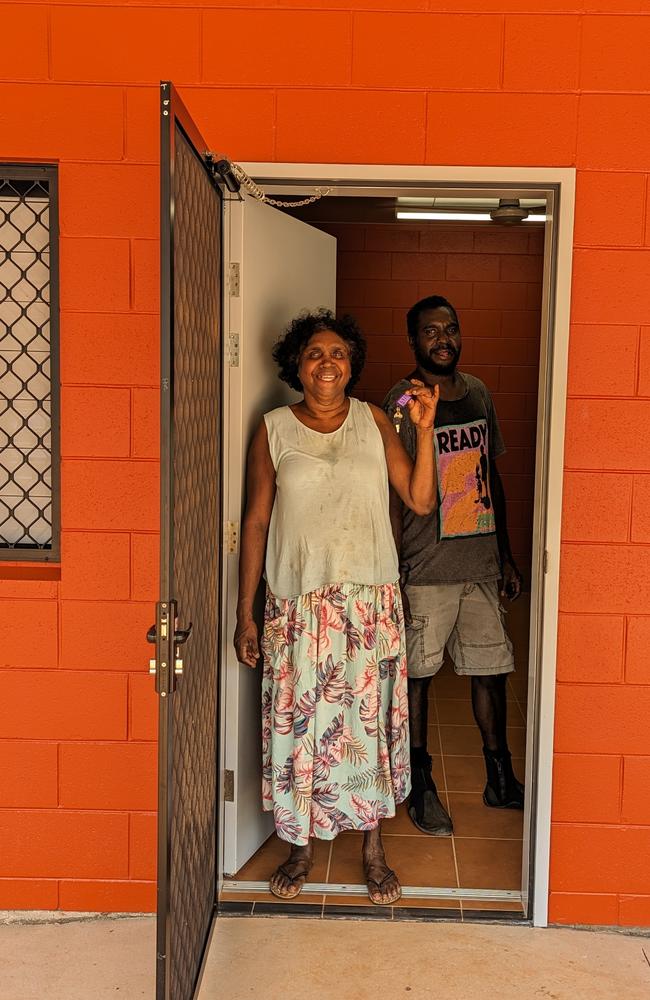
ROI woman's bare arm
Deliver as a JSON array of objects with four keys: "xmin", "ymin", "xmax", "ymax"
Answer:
[
  {"xmin": 234, "ymin": 419, "xmax": 276, "ymax": 667},
  {"xmin": 369, "ymin": 384, "xmax": 438, "ymax": 516}
]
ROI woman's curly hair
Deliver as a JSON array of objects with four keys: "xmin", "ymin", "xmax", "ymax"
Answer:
[{"xmin": 272, "ymin": 309, "xmax": 366, "ymax": 394}]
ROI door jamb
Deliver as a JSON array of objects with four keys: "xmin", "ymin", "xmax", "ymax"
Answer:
[{"xmin": 223, "ymin": 162, "xmax": 575, "ymax": 928}]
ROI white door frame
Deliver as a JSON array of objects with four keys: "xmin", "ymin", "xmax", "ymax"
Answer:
[{"xmin": 227, "ymin": 162, "xmax": 576, "ymax": 927}]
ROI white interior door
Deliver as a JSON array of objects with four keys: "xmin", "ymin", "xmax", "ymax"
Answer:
[{"xmin": 220, "ymin": 193, "xmax": 336, "ymax": 876}]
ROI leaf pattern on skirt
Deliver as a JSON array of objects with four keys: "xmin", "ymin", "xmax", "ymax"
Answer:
[{"xmin": 262, "ymin": 581, "xmax": 410, "ymax": 845}]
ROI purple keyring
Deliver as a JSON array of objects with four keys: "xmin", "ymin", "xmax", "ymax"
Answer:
[{"xmin": 395, "ymin": 391, "xmax": 411, "ymax": 407}]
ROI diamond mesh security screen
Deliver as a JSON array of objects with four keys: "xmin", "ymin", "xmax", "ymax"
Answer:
[
  {"xmin": 168, "ymin": 127, "xmax": 222, "ymax": 1000},
  {"xmin": 0, "ymin": 174, "xmax": 55, "ymax": 554}
]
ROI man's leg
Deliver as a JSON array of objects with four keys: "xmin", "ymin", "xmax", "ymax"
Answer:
[
  {"xmin": 408, "ymin": 675, "xmax": 432, "ymax": 750},
  {"xmin": 404, "ymin": 585, "xmax": 455, "ymax": 836},
  {"xmin": 453, "ymin": 582, "xmax": 524, "ymax": 810},
  {"xmin": 470, "ymin": 673, "xmax": 507, "ymax": 753},
  {"xmin": 450, "ymin": 581, "xmax": 524, "ymax": 809},
  {"xmin": 408, "ymin": 676, "xmax": 453, "ymax": 836},
  {"xmin": 471, "ymin": 672, "xmax": 524, "ymax": 808}
]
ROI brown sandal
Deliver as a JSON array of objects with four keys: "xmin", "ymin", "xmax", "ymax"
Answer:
[
  {"xmin": 365, "ymin": 866, "xmax": 402, "ymax": 905},
  {"xmin": 269, "ymin": 863, "xmax": 311, "ymax": 900}
]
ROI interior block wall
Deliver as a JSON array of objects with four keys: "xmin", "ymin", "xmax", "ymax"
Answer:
[
  {"xmin": 327, "ymin": 221, "xmax": 542, "ymax": 583},
  {"xmin": 1, "ymin": 1, "xmax": 650, "ymax": 925}
]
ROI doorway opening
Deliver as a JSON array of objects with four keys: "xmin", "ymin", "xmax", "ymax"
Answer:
[{"xmin": 216, "ymin": 167, "xmax": 574, "ymax": 926}]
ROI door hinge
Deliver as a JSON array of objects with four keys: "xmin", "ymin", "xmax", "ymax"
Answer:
[
  {"xmin": 228, "ymin": 332, "xmax": 240, "ymax": 367},
  {"xmin": 223, "ymin": 769, "xmax": 234, "ymax": 802},
  {"xmin": 543, "ymin": 549, "xmax": 549, "ymax": 574},
  {"xmin": 225, "ymin": 521, "xmax": 239, "ymax": 554},
  {"xmin": 228, "ymin": 262, "xmax": 240, "ymax": 297}
]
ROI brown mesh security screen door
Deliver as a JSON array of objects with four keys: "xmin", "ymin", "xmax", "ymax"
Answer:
[{"xmin": 155, "ymin": 82, "xmax": 222, "ymax": 1000}]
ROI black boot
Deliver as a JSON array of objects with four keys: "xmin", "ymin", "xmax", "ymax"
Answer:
[
  {"xmin": 483, "ymin": 747, "xmax": 524, "ymax": 809},
  {"xmin": 408, "ymin": 749, "xmax": 453, "ymax": 836}
]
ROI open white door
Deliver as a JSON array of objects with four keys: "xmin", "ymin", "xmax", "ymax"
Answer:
[{"xmin": 220, "ymin": 193, "xmax": 336, "ymax": 876}]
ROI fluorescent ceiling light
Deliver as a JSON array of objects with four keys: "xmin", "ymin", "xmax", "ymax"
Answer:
[
  {"xmin": 396, "ymin": 211, "xmax": 490, "ymax": 221},
  {"xmin": 395, "ymin": 196, "xmax": 546, "ymax": 209},
  {"xmin": 395, "ymin": 210, "xmax": 546, "ymax": 222}
]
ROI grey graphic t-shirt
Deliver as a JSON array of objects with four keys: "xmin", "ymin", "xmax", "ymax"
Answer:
[{"xmin": 383, "ymin": 373, "xmax": 505, "ymax": 586}]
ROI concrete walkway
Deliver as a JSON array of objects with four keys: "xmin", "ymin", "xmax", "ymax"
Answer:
[
  {"xmin": 2, "ymin": 913, "xmax": 649, "ymax": 1000},
  {"xmin": 199, "ymin": 917, "xmax": 650, "ymax": 1000},
  {"xmin": 0, "ymin": 913, "xmax": 155, "ymax": 1000}
]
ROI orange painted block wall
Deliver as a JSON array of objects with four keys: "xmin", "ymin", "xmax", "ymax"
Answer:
[{"xmin": 1, "ymin": 1, "xmax": 650, "ymax": 926}]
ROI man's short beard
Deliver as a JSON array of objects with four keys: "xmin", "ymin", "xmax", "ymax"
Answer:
[{"xmin": 413, "ymin": 343, "xmax": 460, "ymax": 376}]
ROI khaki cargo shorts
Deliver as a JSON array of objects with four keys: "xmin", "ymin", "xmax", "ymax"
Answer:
[{"xmin": 404, "ymin": 581, "xmax": 515, "ymax": 679}]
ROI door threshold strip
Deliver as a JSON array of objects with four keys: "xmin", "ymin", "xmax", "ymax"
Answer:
[{"xmin": 221, "ymin": 881, "xmax": 521, "ymax": 902}]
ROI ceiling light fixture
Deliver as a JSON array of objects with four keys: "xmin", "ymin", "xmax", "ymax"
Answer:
[{"xmin": 395, "ymin": 210, "xmax": 546, "ymax": 223}]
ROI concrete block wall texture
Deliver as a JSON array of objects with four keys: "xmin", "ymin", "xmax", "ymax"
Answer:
[
  {"xmin": 327, "ymin": 220, "xmax": 542, "ymax": 581},
  {"xmin": 1, "ymin": 1, "xmax": 650, "ymax": 925}
]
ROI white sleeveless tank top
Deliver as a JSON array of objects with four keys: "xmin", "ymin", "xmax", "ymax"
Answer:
[{"xmin": 264, "ymin": 397, "xmax": 399, "ymax": 599}]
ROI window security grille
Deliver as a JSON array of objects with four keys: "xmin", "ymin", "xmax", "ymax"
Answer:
[{"xmin": 0, "ymin": 171, "xmax": 58, "ymax": 558}]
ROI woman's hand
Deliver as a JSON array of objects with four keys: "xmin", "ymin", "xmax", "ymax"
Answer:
[
  {"xmin": 405, "ymin": 379, "xmax": 439, "ymax": 430},
  {"xmin": 234, "ymin": 619, "xmax": 260, "ymax": 668}
]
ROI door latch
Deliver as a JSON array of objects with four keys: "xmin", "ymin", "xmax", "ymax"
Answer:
[
  {"xmin": 146, "ymin": 605, "xmax": 193, "ymax": 693},
  {"xmin": 173, "ymin": 622, "xmax": 192, "ymax": 677}
]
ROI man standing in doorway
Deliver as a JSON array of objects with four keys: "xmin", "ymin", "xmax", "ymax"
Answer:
[{"xmin": 383, "ymin": 295, "xmax": 524, "ymax": 836}]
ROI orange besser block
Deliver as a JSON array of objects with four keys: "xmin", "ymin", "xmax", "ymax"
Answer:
[
  {"xmin": 61, "ymin": 387, "xmax": 131, "ymax": 460},
  {"xmin": 0, "ymin": 743, "xmax": 58, "ymax": 809},
  {"xmin": 0, "ymin": 811, "xmax": 129, "ymax": 879},
  {"xmin": 556, "ymin": 613, "xmax": 624, "ymax": 685},
  {"xmin": 0, "ymin": 880, "xmax": 58, "ymax": 910},
  {"xmin": 552, "ymin": 754, "xmax": 621, "ymax": 825},
  {"xmin": 549, "ymin": 892, "xmax": 619, "ymax": 927},
  {"xmin": 551, "ymin": 825, "xmax": 650, "ymax": 896},
  {"xmin": 0, "ymin": 599, "xmax": 58, "ymax": 669},
  {"xmin": 621, "ymin": 758, "xmax": 650, "ymax": 825},
  {"xmin": 62, "ymin": 460, "xmax": 159, "ymax": 532},
  {"xmin": 59, "ymin": 880, "xmax": 155, "ymax": 913},
  {"xmin": 61, "ymin": 601, "xmax": 151, "ymax": 671},
  {"xmin": 59, "ymin": 744, "xmax": 157, "ymax": 811},
  {"xmin": 50, "ymin": 6, "xmax": 201, "ymax": 84},
  {"xmin": 131, "ymin": 388, "xmax": 160, "ymax": 461},
  {"xmin": 129, "ymin": 814, "xmax": 157, "ymax": 881},
  {"xmin": 60, "ymin": 532, "xmax": 130, "ymax": 602},
  {"xmin": 128, "ymin": 674, "xmax": 158, "ymax": 743},
  {"xmin": 60, "ymin": 237, "xmax": 130, "ymax": 313},
  {"xmin": 59, "ymin": 164, "xmax": 158, "ymax": 240},
  {"xmin": 0, "ymin": 671, "xmax": 127, "ymax": 741},
  {"xmin": 60, "ymin": 313, "xmax": 159, "ymax": 388},
  {"xmin": 353, "ymin": 13, "xmax": 502, "ymax": 90}
]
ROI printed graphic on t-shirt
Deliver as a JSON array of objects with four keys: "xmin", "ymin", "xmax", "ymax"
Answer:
[{"xmin": 434, "ymin": 418, "xmax": 496, "ymax": 539}]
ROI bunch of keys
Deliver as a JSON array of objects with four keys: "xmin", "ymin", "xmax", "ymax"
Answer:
[{"xmin": 393, "ymin": 391, "xmax": 412, "ymax": 434}]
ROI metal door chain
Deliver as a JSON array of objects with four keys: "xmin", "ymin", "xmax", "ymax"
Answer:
[{"xmin": 204, "ymin": 153, "xmax": 331, "ymax": 208}]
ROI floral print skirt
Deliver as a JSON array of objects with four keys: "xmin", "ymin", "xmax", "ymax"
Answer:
[{"xmin": 261, "ymin": 581, "xmax": 411, "ymax": 845}]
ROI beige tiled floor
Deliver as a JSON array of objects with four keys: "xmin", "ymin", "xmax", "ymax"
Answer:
[{"xmin": 224, "ymin": 596, "xmax": 530, "ymax": 912}]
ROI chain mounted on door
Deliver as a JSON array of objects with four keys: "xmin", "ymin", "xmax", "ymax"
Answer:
[{"xmin": 204, "ymin": 153, "xmax": 331, "ymax": 208}]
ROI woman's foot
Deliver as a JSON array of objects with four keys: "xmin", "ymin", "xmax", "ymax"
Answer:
[
  {"xmin": 362, "ymin": 828, "xmax": 401, "ymax": 905},
  {"xmin": 269, "ymin": 843, "xmax": 313, "ymax": 899}
]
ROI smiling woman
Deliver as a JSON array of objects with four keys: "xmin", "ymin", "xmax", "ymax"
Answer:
[
  {"xmin": 271, "ymin": 308, "xmax": 366, "ymax": 397},
  {"xmin": 233, "ymin": 308, "xmax": 439, "ymax": 905}
]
